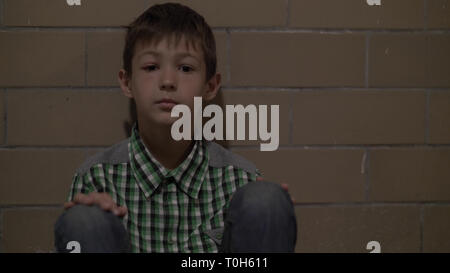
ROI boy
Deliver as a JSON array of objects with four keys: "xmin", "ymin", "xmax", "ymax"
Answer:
[{"xmin": 54, "ymin": 3, "xmax": 296, "ymax": 253}]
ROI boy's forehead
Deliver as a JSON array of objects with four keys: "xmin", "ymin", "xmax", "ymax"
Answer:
[{"xmin": 134, "ymin": 35, "xmax": 203, "ymax": 59}]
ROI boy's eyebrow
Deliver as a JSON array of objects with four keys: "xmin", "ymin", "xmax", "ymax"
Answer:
[
  {"xmin": 175, "ymin": 52, "xmax": 200, "ymax": 60},
  {"xmin": 137, "ymin": 50, "xmax": 160, "ymax": 58},
  {"xmin": 138, "ymin": 50, "xmax": 200, "ymax": 61}
]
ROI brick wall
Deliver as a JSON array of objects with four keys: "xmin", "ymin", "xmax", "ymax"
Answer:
[{"xmin": 0, "ymin": 0, "xmax": 449, "ymax": 253}]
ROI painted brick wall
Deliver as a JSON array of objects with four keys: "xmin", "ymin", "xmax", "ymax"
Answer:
[{"xmin": 0, "ymin": 0, "xmax": 449, "ymax": 253}]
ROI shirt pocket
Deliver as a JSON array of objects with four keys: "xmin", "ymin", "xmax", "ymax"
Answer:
[{"xmin": 202, "ymin": 227, "xmax": 224, "ymax": 245}]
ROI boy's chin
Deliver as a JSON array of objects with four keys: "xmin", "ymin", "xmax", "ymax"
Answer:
[
  {"xmin": 152, "ymin": 116, "xmax": 178, "ymax": 127},
  {"xmin": 141, "ymin": 112, "xmax": 180, "ymax": 128}
]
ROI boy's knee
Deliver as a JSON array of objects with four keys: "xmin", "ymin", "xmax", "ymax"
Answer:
[
  {"xmin": 230, "ymin": 181, "xmax": 293, "ymax": 213},
  {"xmin": 54, "ymin": 204, "xmax": 129, "ymax": 253},
  {"xmin": 223, "ymin": 181, "xmax": 297, "ymax": 252},
  {"xmin": 55, "ymin": 204, "xmax": 116, "ymax": 231}
]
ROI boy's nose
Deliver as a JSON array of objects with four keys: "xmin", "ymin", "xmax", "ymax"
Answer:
[{"xmin": 160, "ymin": 69, "xmax": 177, "ymax": 91}]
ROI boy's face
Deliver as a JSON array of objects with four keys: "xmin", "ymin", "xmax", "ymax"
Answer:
[{"xmin": 119, "ymin": 36, "xmax": 220, "ymax": 127}]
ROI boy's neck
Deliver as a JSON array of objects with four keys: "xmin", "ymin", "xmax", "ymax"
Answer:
[{"xmin": 137, "ymin": 120, "xmax": 194, "ymax": 170}]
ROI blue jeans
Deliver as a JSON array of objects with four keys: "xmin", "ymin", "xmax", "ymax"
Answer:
[{"xmin": 54, "ymin": 181, "xmax": 297, "ymax": 253}]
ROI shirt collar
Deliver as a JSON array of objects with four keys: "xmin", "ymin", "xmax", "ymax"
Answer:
[{"xmin": 129, "ymin": 123, "xmax": 208, "ymax": 200}]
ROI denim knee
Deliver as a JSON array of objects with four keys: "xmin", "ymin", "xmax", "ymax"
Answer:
[
  {"xmin": 222, "ymin": 181, "xmax": 297, "ymax": 253},
  {"xmin": 54, "ymin": 204, "xmax": 130, "ymax": 253},
  {"xmin": 229, "ymin": 181, "xmax": 294, "ymax": 216}
]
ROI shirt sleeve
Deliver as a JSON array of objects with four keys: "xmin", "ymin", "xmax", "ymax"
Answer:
[{"xmin": 66, "ymin": 172, "xmax": 96, "ymax": 202}]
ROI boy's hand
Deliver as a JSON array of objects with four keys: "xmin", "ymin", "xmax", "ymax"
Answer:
[
  {"xmin": 280, "ymin": 183, "xmax": 297, "ymax": 204},
  {"xmin": 257, "ymin": 176, "xmax": 296, "ymax": 204},
  {"xmin": 63, "ymin": 192, "xmax": 128, "ymax": 217}
]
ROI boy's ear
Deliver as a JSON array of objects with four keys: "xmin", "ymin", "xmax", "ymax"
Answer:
[
  {"xmin": 118, "ymin": 69, "xmax": 134, "ymax": 98},
  {"xmin": 203, "ymin": 73, "xmax": 221, "ymax": 101}
]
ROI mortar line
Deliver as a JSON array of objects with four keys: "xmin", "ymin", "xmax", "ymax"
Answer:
[
  {"xmin": 221, "ymin": 87, "xmax": 450, "ymax": 92},
  {"xmin": 2, "ymin": 143, "xmax": 450, "ymax": 151},
  {"xmin": 0, "ymin": 87, "xmax": 121, "ymax": 91},
  {"xmin": 226, "ymin": 29, "xmax": 231, "ymax": 85},
  {"xmin": 2, "ymin": 143, "xmax": 450, "ymax": 150},
  {"xmin": 0, "ymin": 205, "xmax": 64, "ymax": 210},
  {"xmin": 3, "ymin": 89, "xmax": 7, "ymax": 146},
  {"xmin": 0, "ymin": 146, "xmax": 110, "ymax": 150},
  {"xmin": 364, "ymin": 149, "xmax": 371, "ymax": 202},
  {"xmin": 288, "ymin": 96, "xmax": 293, "ymax": 145},
  {"xmin": 229, "ymin": 144, "xmax": 450, "ymax": 151},
  {"xmin": 2, "ymin": 202, "xmax": 449, "ymax": 210},
  {"xmin": 1, "ymin": 26, "xmax": 450, "ymax": 34},
  {"xmin": 365, "ymin": 33, "xmax": 371, "ymax": 88},
  {"xmin": 0, "ymin": 207, "xmax": 3, "ymax": 253},
  {"xmin": 420, "ymin": 205, "xmax": 425, "ymax": 253},
  {"xmin": 286, "ymin": 0, "xmax": 291, "ymax": 27},
  {"xmin": 214, "ymin": 28, "xmax": 450, "ymax": 34},
  {"xmin": 291, "ymin": 201, "xmax": 450, "ymax": 207},
  {"xmin": 0, "ymin": 0, "xmax": 4, "ymax": 27},
  {"xmin": 2, "ymin": 86, "xmax": 450, "ymax": 92},
  {"xmin": 0, "ymin": 26, "xmax": 126, "ymax": 31},
  {"xmin": 84, "ymin": 32, "xmax": 88, "ymax": 86},
  {"xmin": 425, "ymin": 89, "xmax": 430, "ymax": 144}
]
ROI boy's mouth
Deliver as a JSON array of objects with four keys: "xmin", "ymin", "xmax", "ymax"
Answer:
[{"xmin": 156, "ymin": 98, "xmax": 178, "ymax": 111}]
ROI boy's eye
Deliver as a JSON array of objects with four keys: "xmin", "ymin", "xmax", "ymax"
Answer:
[
  {"xmin": 143, "ymin": 65, "xmax": 158, "ymax": 72},
  {"xmin": 179, "ymin": 65, "xmax": 194, "ymax": 73}
]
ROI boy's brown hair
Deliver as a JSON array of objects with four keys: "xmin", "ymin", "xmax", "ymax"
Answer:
[
  {"xmin": 122, "ymin": 3, "xmax": 218, "ymax": 136},
  {"xmin": 122, "ymin": 2, "xmax": 217, "ymax": 81}
]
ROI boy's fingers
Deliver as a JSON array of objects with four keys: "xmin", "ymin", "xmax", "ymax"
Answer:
[
  {"xmin": 63, "ymin": 201, "xmax": 75, "ymax": 210},
  {"xmin": 97, "ymin": 197, "xmax": 114, "ymax": 211},
  {"xmin": 255, "ymin": 180, "xmax": 295, "ymax": 203},
  {"xmin": 117, "ymin": 206, "xmax": 128, "ymax": 216},
  {"xmin": 91, "ymin": 192, "xmax": 125, "ymax": 216},
  {"xmin": 84, "ymin": 193, "xmax": 95, "ymax": 205},
  {"xmin": 80, "ymin": 193, "xmax": 95, "ymax": 205},
  {"xmin": 71, "ymin": 192, "xmax": 126, "ymax": 216},
  {"xmin": 73, "ymin": 193, "xmax": 88, "ymax": 204},
  {"xmin": 92, "ymin": 193, "xmax": 114, "ymax": 210},
  {"xmin": 100, "ymin": 201, "xmax": 114, "ymax": 211},
  {"xmin": 279, "ymin": 183, "xmax": 297, "ymax": 204},
  {"xmin": 111, "ymin": 206, "xmax": 127, "ymax": 217}
]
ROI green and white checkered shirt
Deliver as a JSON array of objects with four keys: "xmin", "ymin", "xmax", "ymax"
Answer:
[{"xmin": 67, "ymin": 124, "xmax": 259, "ymax": 253}]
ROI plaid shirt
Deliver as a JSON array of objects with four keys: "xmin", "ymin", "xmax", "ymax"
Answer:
[{"xmin": 67, "ymin": 124, "xmax": 258, "ymax": 252}]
